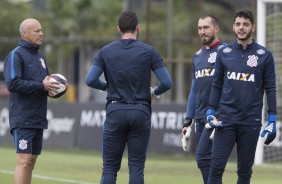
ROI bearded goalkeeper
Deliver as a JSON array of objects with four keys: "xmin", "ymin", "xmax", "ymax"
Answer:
[{"xmin": 182, "ymin": 15, "xmax": 226, "ymax": 184}]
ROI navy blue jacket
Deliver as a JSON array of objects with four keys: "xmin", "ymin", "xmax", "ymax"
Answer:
[
  {"xmin": 185, "ymin": 41, "xmax": 226, "ymax": 120},
  {"xmin": 87, "ymin": 39, "xmax": 172, "ymax": 115},
  {"xmin": 209, "ymin": 41, "xmax": 276, "ymax": 125},
  {"xmin": 4, "ymin": 39, "xmax": 49, "ymax": 132}
]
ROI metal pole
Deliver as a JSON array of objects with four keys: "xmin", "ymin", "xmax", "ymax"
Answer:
[
  {"xmin": 255, "ymin": 0, "xmax": 265, "ymax": 165},
  {"xmin": 165, "ymin": 0, "xmax": 173, "ymax": 103}
]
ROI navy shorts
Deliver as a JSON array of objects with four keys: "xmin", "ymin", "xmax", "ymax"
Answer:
[{"xmin": 13, "ymin": 128, "xmax": 43, "ymax": 155}]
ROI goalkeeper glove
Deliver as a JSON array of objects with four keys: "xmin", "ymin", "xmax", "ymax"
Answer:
[
  {"xmin": 261, "ymin": 114, "xmax": 276, "ymax": 145},
  {"xmin": 181, "ymin": 125, "xmax": 192, "ymax": 152},
  {"xmin": 205, "ymin": 109, "xmax": 222, "ymax": 128},
  {"xmin": 209, "ymin": 129, "xmax": 215, "ymax": 141},
  {"xmin": 182, "ymin": 118, "xmax": 193, "ymax": 136},
  {"xmin": 181, "ymin": 118, "xmax": 193, "ymax": 152},
  {"xmin": 150, "ymin": 86, "xmax": 160, "ymax": 100}
]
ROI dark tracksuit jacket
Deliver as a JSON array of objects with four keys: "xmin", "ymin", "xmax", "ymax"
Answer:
[
  {"xmin": 4, "ymin": 39, "xmax": 49, "ymax": 133},
  {"xmin": 94, "ymin": 39, "xmax": 166, "ymax": 115},
  {"xmin": 186, "ymin": 41, "xmax": 226, "ymax": 120}
]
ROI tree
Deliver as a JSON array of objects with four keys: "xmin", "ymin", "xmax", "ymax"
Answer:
[{"xmin": 0, "ymin": 0, "xmax": 31, "ymax": 60}]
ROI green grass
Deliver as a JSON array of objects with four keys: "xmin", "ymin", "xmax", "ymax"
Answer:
[{"xmin": 1, "ymin": 146, "xmax": 282, "ymax": 184}]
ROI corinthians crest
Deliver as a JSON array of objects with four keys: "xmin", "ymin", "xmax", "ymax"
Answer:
[
  {"xmin": 19, "ymin": 139, "xmax": 28, "ymax": 150},
  {"xmin": 247, "ymin": 55, "xmax": 258, "ymax": 67},
  {"xmin": 40, "ymin": 57, "xmax": 46, "ymax": 69},
  {"xmin": 208, "ymin": 52, "xmax": 217, "ymax": 63}
]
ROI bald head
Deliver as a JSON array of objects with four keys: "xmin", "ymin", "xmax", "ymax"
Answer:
[
  {"xmin": 19, "ymin": 19, "xmax": 39, "ymax": 35},
  {"xmin": 19, "ymin": 18, "xmax": 43, "ymax": 46}
]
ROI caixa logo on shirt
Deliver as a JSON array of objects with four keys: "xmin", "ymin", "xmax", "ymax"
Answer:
[
  {"xmin": 227, "ymin": 71, "xmax": 255, "ymax": 82},
  {"xmin": 195, "ymin": 68, "xmax": 215, "ymax": 79}
]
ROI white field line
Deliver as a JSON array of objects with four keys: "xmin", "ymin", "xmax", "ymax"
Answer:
[{"xmin": 0, "ymin": 170, "xmax": 97, "ymax": 184}]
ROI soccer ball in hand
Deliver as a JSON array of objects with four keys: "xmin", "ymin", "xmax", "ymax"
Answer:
[{"xmin": 47, "ymin": 73, "xmax": 68, "ymax": 98}]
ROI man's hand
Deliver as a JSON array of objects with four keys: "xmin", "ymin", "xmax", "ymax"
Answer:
[
  {"xmin": 43, "ymin": 76, "xmax": 60, "ymax": 94},
  {"xmin": 205, "ymin": 109, "xmax": 222, "ymax": 128},
  {"xmin": 261, "ymin": 114, "xmax": 277, "ymax": 145}
]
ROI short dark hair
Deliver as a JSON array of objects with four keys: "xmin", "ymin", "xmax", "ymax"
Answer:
[
  {"xmin": 234, "ymin": 10, "xmax": 254, "ymax": 24},
  {"xmin": 199, "ymin": 15, "xmax": 219, "ymax": 26},
  {"xmin": 118, "ymin": 11, "xmax": 138, "ymax": 34}
]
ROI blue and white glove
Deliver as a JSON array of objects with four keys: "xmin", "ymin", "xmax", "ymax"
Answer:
[
  {"xmin": 261, "ymin": 114, "xmax": 276, "ymax": 145},
  {"xmin": 205, "ymin": 109, "xmax": 222, "ymax": 129}
]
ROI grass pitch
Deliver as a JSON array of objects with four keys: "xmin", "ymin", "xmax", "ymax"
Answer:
[{"xmin": 0, "ymin": 146, "xmax": 282, "ymax": 184}]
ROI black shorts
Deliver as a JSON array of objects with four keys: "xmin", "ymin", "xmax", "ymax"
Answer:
[{"xmin": 13, "ymin": 128, "xmax": 43, "ymax": 155}]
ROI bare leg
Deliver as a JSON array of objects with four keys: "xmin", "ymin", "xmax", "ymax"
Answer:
[{"xmin": 14, "ymin": 153, "xmax": 38, "ymax": 184}]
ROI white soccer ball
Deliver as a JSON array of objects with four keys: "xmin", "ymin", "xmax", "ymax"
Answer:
[{"xmin": 47, "ymin": 73, "xmax": 68, "ymax": 98}]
